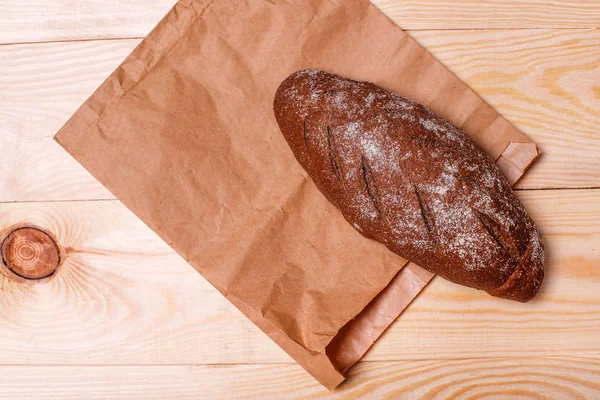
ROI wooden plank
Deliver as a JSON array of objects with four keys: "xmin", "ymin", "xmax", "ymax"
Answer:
[
  {"xmin": 0, "ymin": 40, "xmax": 138, "ymax": 201},
  {"xmin": 375, "ymin": 0, "xmax": 600, "ymax": 31},
  {"xmin": 1, "ymin": 30, "xmax": 598, "ymax": 202},
  {"xmin": 0, "ymin": 189, "xmax": 596, "ymax": 364},
  {"xmin": 0, "ymin": 358, "xmax": 598, "ymax": 399},
  {"xmin": 0, "ymin": 200, "xmax": 286, "ymax": 365},
  {"xmin": 410, "ymin": 29, "xmax": 600, "ymax": 189},
  {"xmin": 1, "ymin": 1, "xmax": 599, "ymax": 44},
  {"xmin": 0, "ymin": 0, "xmax": 174, "ymax": 44},
  {"xmin": 369, "ymin": 189, "xmax": 600, "ymax": 361}
]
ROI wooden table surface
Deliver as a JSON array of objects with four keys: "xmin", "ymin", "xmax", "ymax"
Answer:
[{"xmin": 1, "ymin": 1, "xmax": 599, "ymax": 398}]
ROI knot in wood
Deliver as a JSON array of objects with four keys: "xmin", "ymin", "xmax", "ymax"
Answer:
[{"xmin": 1, "ymin": 227, "xmax": 60, "ymax": 280}]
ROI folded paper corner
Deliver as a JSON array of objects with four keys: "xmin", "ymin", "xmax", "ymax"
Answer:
[{"xmin": 496, "ymin": 141, "xmax": 540, "ymax": 186}]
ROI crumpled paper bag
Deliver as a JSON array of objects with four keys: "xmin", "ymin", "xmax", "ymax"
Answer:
[{"xmin": 55, "ymin": 0, "xmax": 539, "ymax": 389}]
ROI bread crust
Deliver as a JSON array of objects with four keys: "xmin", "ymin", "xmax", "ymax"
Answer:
[{"xmin": 274, "ymin": 70, "xmax": 544, "ymax": 302}]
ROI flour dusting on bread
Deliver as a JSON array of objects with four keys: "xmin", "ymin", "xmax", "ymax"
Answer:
[{"xmin": 274, "ymin": 69, "xmax": 544, "ymax": 302}]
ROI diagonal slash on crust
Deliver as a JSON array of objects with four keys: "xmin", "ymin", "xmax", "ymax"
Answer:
[
  {"xmin": 413, "ymin": 186, "xmax": 436, "ymax": 242},
  {"xmin": 327, "ymin": 126, "xmax": 345, "ymax": 187}
]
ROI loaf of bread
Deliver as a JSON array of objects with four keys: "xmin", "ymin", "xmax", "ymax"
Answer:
[{"xmin": 273, "ymin": 70, "xmax": 544, "ymax": 302}]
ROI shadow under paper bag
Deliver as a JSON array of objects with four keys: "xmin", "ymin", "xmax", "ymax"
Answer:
[{"xmin": 54, "ymin": 0, "xmax": 539, "ymax": 389}]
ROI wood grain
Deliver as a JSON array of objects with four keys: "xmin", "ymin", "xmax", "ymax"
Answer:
[
  {"xmin": 0, "ymin": 200, "xmax": 286, "ymax": 365},
  {"xmin": 0, "ymin": 39, "xmax": 136, "ymax": 201},
  {"xmin": 374, "ymin": 0, "xmax": 600, "ymax": 31},
  {"xmin": 369, "ymin": 189, "xmax": 600, "ymax": 361},
  {"xmin": 410, "ymin": 29, "xmax": 600, "ymax": 189},
  {"xmin": 0, "ymin": 189, "xmax": 596, "ymax": 365},
  {"xmin": 0, "ymin": 358, "xmax": 597, "ymax": 399},
  {"xmin": 1, "ymin": 0, "xmax": 599, "ymax": 44},
  {"xmin": 0, "ymin": 0, "xmax": 174, "ymax": 44},
  {"xmin": 1, "ymin": 226, "xmax": 60, "ymax": 280},
  {"xmin": 1, "ymin": 30, "xmax": 598, "ymax": 202}
]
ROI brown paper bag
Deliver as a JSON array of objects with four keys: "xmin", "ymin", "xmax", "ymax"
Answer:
[{"xmin": 55, "ymin": 0, "xmax": 539, "ymax": 389}]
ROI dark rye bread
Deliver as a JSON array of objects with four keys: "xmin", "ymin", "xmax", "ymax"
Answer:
[{"xmin": 273, "ymin": 70, "xmax": 544, "ymax": 302}]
